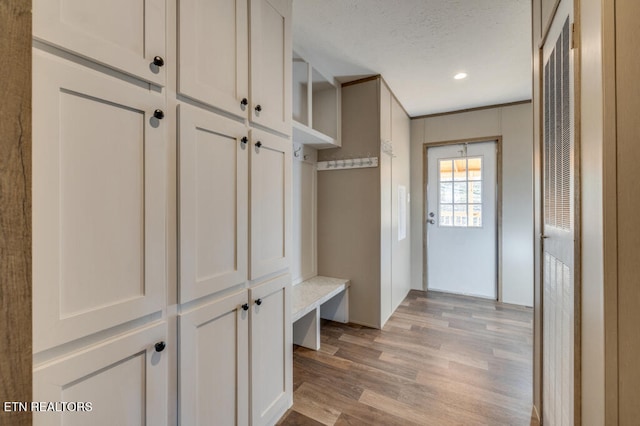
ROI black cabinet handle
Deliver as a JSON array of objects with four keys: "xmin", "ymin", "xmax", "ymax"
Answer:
[
  {"xmin": 242, "ymin": 303, "xmax": 249, "ymax": 311},
  {"xmin": 153, "ymin": 56, "xmax": 165, "ymax": 67},
  {"xmin": 153, "ymin": 109, "xmax": 164, "ymax": 119},
  {"xmin": 154, "ymin": 341, "xmax": 166, "ymax": 352},
  {"xmin": 255, "ymin": 141, "xmax": 262, "ymax": 148},
  {"xmin": 241, "ymin": 136, "xmax": 248, "ymax": 145},
  {"xmin": 255, "ymin": 104, "xmax": 262, "ymax": 112},
  {"xmin": 241, "ymin": 98, "xmax": 248, "ymax": 107},
  {"xmin": 255, "ymin": 298, "xmax": 263, "ymax": 306}
]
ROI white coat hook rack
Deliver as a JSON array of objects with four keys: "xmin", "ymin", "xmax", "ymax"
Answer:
[{"xmin": 317, "ymin": 155, "xmax": 378, "ymax": 171}]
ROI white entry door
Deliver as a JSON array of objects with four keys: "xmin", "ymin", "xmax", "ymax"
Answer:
[{"xmin": 426, "ymin": 141, "xmax": 497, "ymax": 298}]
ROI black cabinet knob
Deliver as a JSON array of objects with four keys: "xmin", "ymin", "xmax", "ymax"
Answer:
[
  {"xmin": 255, "ymin": 141, "xmax": 262, "ymax": 148},
  {"xmin": 241, "ymin": 98, "xmax": 248, "ymax": 106},
  {"xmin": 153, "ymin": 56, "xmax": 165, "ymax": 67},
  {"xmin": 153, "ymin": 109, "xmax": 164, "ymax": 119},
  {"xmin": 242, "ymin": 303, "xmax": 249, "ymax": 311},
  {"xmin": 154, "ymin": 341, "xmax": 166, "ymax": 352},
  {"xmin": 255, "ymin": 298, "xmax": 263, "ymax": 306},
  {"xmin": 255, "ymin": 104, "xmax": 262, "ymax": 112},
  {"xmin": 241, "ymin": 136, "xmax": 248, "ymax": 145}
]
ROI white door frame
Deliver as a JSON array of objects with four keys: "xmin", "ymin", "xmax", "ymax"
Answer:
[{"xmin": 422, "ymin": 136, "xmax": 503, "ymax": 301}]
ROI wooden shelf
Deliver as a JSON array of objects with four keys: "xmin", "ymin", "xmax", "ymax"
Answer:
[{"xmin": 293, "ymin": 120, "xmax": 339, "ymax": 149}]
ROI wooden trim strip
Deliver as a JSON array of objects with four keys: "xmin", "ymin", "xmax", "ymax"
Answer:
[
  {"xmin": 0, "ymin": 1, "xmax": 33, "ymax": 425},
  {"xmin": 412, "ymin": 100, "xmax": 532, "ymax": 120},
  {"xmin": 341, "ymin": 75, "xmax": 380, "ymax": 88}
]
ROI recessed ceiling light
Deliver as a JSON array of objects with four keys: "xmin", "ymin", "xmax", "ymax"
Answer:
[{"xmin": 454, "ymin": 72, "xmax": 468, "ymax": 80}]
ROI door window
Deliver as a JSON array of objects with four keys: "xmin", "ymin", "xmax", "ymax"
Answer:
[{"xmin": 438, "ymin": 157, "xmax": 483, "ymax": 227}]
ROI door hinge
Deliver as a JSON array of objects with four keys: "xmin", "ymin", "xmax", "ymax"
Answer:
[{"xmin": 571, "ymin": 22, "xmax": 578, "ymax": 50}]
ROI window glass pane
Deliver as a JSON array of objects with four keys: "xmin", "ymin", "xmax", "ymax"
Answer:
[
  {"xmin": 454, "ymin": 205, "xmax": 467, "ymax": 227},
  {"xmin": 468, "ymin": 157, "xmax": 482, "ymax": 180},
  {"xmin": 440, "ymin": 182, "xmax": 453, "ymax": 203},
  {"xmin": 439, "ymin": 160, "xmax": 453, "ymax": 182},
  {"xmin": 453, "ymin": 182, "xmax": 467, "ymax": 203},
  {"xmin": 439, "ymin": 204, "xmax": 453, "ymax": 226},
  {"xmin": 469, "ymin": 204, "xmax": 482, "ymax": 227},
  {"xmin": 469, "ymin": 181, "xmax": 482, "ymax": 203},
  {"xmin": 453, "ymin": 159, "xmax": 467, "ymax": 181}
]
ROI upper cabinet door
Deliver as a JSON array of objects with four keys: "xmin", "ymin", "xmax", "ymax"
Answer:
[
  {"xmin": 32, "ymin": 50, "xmax": 167, "ymax": 353},
  {"xmin": 178, "ymin": 104, "xmax": 249, "ymax": 303},
  {"xmin": 33, "ymin": 0, "xmax": 166, "ymax": 86},
  {"xmin": 178, "ymin": 0, "xmax": 249, "ymax": 118},
  {"xmin": 250, "ymin": 130, "xmax": 291, "ymax": 280},
  {"xmin": 249, "ymin": 0, "xmax": 292, "ymax": 135},
  {"xmin": 33, "ymin": 322, "xmax": 168, "ymax": 426}
]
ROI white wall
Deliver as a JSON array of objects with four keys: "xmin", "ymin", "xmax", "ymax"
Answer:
[{"xmin": 410, "ymin": 103, "xmax": 534, "ymax": 306}]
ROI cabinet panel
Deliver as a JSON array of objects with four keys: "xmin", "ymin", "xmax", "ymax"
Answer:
[
  {"xmin": 178, "ymin": 105, "xmax": 249, "ymax": 303},
  {"xmin": 178, "ymin": 0, "xmax": 249, "ymax": 117},
  {"xmin": 33, "ymin": 50, "xmax": 167, "ymax": 353},
  {"xmin": 250, "ymin": 0, "xmax": 292, "ymax": 135},
  {"xmin": 33, "ymin": 322, "xmax": 167, "ymax": 426},
  {"xmin": 33, "ymin": 0, "xmax": 165, "ymax": 85},
  {"xmin": 250, "ymin": 130, "xmax": 291, "ymax": 279},
  {"xmin": 179, "ymin": 290, "xmax": 249, "ymax": 426},
  {"xmin": 250, "ymin": 274, "xmax": 292, "ymax": 426}
]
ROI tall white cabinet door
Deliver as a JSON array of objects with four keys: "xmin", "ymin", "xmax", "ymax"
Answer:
[
  {"xmin": 179, "ymin": 290, "xmax": 249, "ymax": 426},
  {"xmin": 178, "ymin": 105, "xmax": 249, "ymax": 303},
  {"xmin": 249, "ymin": 130, "xmax": 291, "ymax": 279},
  {"xmin": 33, "ymin": 0, "xmax": 166, "ymax": 85},
  {"xmin": 178, "ymin": 0, "xmax": 249, "ymax": 117},
  {"xmin": 32, "ymin": 50, "xmax": 167, "ymax": 353},
  {"xmin": 33, "ymin": 322, "xmax": 168, "ymax": 426},
  {"xmin": 249, "ymin": 274, "xmax": 292, "ymax": 426},
  {"xmin": 249, "ymin": 0, "xmax": 292, "ymax": 135}
]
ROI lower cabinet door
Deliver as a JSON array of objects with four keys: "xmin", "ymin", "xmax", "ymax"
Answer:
[
  {"xmin": 179, "ymin": 290, "xmax": 249, "ymax": 426},
  {"xmin": 33, "ymin": 322, "xmax": 168, "ymax": 426},
  {"xmin": 250, "ymin": 274, "xmax": 292, "ymax": 426}
]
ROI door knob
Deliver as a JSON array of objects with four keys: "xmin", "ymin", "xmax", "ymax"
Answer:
[
  {"xmin": 241, "ymin": 98, "xmax": 248, "ymax": 107},
  {"xmin": 241, "ymin": 136, "xmax": 248, "ymax": 145},
  {"xmin": 154, "ymin": 341, "xmax": 166, "ymax": 352},
  {"xmin": 255, "ymin": 104, "xmax": 262, "ymax": 112},
  {"xmin": 255, "ymin": 298, "xmax": 263, "ymax": 306},
  {"xmin": 241, "ymin": 303, "xmax": 249, "ymax": 311},
  {"xmin": 153, "ymin": 109, "xmax": 164, "ymax": 119},
  {"xmin": 427, "ymin": 218, "xmax": 435, "ymax": 224},
  {"xmin": 255, "ymin": 141, "xmax": 262, "ymax": 148},
  {"xmin": 153, "ymin": 56, "xmax": 165, "ymax": 67}
]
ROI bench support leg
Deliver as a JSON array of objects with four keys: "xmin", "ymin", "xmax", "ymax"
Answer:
[
  {"xmin": 293, "ymin": 307, "xmax": 320, "ymax": 350},
  {"xmin": 321, "ymin": 289, "xmax": 349, "ymax": 323}
]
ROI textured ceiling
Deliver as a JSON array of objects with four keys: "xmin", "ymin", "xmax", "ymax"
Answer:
[{"xmin": 292, "ymin": 0, "xmax": 532, "ymax": 117}]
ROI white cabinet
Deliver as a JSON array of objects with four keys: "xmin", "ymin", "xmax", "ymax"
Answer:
[
  {"xmin": 33, "ymin": 0, "xmax": 166, "ymax": 85},
  {"xmin": 32, "ymin": 49, "xmax": 167, "ymax": 353},
  {"xmin": 249, "ymin": 275, "xmax": 292, "ymax": 426},
  {"xmin": 33, "ymin": 322, "xmax": 168, "ymax": 426},
  {"xmin": 250, "ymin": 129, "xmax": 292, "ymax": 279},
  {"xmin": 178, "ymin": 0, "xmax": 249, "ymax": 117},
  {"xmin": 178, "ymin": 0, "xmax": 292, "ymax": 136},
  {"xmin": 179, "ymin": 290, "xmax": 249, "ymax": 426},
  {"xmin": 178, "ymin": 275, "xmax": 291, "ymax": 426},
  {"xmin": 249, "ymin": 0, "xmax": 292, "ymax": 135},
  {"xmin": 178, "ymin": 104, "xmax": 249, "ymax": 303}
]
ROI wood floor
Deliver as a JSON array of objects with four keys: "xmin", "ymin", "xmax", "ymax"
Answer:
[{"xmin": 278, "ymin": 290, "xmax": 534, "ymax": 425}]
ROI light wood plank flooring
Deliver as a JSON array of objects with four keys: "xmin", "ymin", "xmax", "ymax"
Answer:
[{"xmin": 278, "ymin": 290, "xmax": 534, "ymax": 425}]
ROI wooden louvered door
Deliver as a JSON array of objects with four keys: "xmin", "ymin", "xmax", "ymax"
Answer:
[{"xmin": 541, "ymin": 0, "xmax": 579, "ymax": 424}]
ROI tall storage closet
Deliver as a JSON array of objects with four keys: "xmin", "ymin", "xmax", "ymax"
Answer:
[
  {"xmin": 317, "ymin": 77, "xmax": 411, "ymax": 328},
  {"xmin": 31, "ymin": 0, "xmax": 293, "ymax": 424}
]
